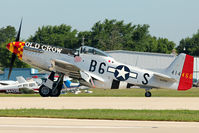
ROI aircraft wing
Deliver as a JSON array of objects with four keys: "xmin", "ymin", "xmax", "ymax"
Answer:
[
  {"xmin": 153, "ymin": 73, "xmax": 176, "ymax": 82},
  {"xmin": 51, "ymin": 59, "xmax": 104, "ymax": 88},
  {"xmin": 0, "ymin": 82, "xmax": 9, "ymax": 85},
  {"xmin": 0, "ymin": 81, "xmax": 17, "ymax": 85},
  {"xmin": 51, "ymin": 59, "xmax": 81, "ymax": 79}
]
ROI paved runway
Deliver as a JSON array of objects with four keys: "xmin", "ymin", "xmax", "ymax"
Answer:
[
  {"xmin": 0, "ymin": 97, "xmax": 199, "ymax": 110},
  {"xmin": 1, "ymin": 97, "xmax": 199, "ymax": 132},
  {"xmin": 0, "ymin": 117, "xmax": 199, "ymax": 133}
]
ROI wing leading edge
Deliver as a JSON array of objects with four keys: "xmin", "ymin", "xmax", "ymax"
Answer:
[{"xmin": 50, "ymin": 59, "xmax": 104, "ymax": 88}]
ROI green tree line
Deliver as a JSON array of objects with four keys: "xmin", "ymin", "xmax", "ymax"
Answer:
[
  {"xmin": 176, "ymin": 30, "xmax": 199, "ymax": 55},
  {"xmin": 28, "ymin": 19, "xmax": 175, "ymax": 53},
  {"xmin": 0, "ymin": 19, "xmax": 198, "ymax": 68}
]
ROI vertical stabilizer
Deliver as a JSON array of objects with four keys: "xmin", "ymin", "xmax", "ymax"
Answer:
[
  {"xmin": 178, "ymin": 54, "xmax": 194, "ymax": 90},
  {"xmin": 165, "ymin": 53, "xmax": 193, "ymax": 90},
  {"xmin": 16, "ymin": 76, "xmax": 27, "ymax": 83}
]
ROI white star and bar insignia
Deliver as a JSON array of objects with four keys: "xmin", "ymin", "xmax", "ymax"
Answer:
[{"xmin": 107, "ymin": 65, "xmax": 138, "ymax": 81}]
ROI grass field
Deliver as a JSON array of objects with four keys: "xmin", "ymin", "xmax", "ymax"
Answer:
[
  {"xmin": 0, "ymin": 87, "xmax": 199, "ymax": 97},
  {"xmin": 0, "ymin": 109, "xmax": 199, "ymax": 122},
  {"xmin": 0, "ymin": 88, "xmax": 199, "ymax": 122}
]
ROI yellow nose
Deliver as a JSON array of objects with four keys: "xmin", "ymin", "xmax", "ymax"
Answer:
[{"xmin": 6, "ymin": 41, "xmax": 25, "ymax": 60}]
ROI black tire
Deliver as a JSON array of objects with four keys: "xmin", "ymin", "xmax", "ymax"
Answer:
[
  {"xmin": 50, "ymin": 83, "xmax": 62, "ymax": 97},
  {"xmin": 39, "ymin": 85, "xmax": 51, "ymax": 97},
  {"xmin": 145, "ymin": 91, "xmax": 152, "ymax": 97},
  {"xmin": 50, "ymin": 89, "xmax": 61, "ymax": 97}
]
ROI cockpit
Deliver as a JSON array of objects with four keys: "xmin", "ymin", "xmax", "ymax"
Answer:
[{"xmin": 77, "ymin": 46, "xmax": 110, "ymax": 57}]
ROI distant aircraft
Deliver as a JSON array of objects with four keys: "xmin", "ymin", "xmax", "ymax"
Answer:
[
  {"xmin": 63, "ymin": 80, "xmax": 80, "ymax": 88},
  {"xmin": 6, "ymin": 19, "xmax": 194, "ymax": 97},
  {"xmin": 62, "ymin": 80, "xmax": 92, "ymax": 94},
  {"xmin": 0, "ymin": 76, "xmax": 40, "ymax": 93}
]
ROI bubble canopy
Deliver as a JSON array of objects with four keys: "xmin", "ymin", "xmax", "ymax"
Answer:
[{"xmin": 78, "ymin": 46, "xmax": 110, "ymax": 57}]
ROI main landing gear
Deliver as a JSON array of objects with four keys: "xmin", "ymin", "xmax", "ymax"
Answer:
[{"xmin": 39, "ymin": 71, "xmax": 64, "ymax": 97}]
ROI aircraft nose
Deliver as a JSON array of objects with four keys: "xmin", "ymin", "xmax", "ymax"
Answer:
[{"xmin": 6, "ymin": 42, "xmax": 25, "ymax": 60}]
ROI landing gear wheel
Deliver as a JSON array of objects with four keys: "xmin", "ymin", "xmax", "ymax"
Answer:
[
  {"xmin": 39, "ymin": 85, "xmax": 51, "ymax": 97},
  {"xmin": 50, "ymin": 81, "xmax": 63, "ymax": 97},
  {"xmin": 145, "ymin": 91, "xmax": 152, "ymax": 97},
  {"xmin": 50, "ymin": 89, "xmax": 61, "ymax": 97}
]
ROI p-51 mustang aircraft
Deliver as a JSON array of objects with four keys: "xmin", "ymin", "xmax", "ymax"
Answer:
[{"xmin": 6, "ymin": 20, "xmax": 194, "ymax": 97}]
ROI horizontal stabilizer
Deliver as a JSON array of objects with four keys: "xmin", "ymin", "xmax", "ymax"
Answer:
[{"xmin": 154, "ymin": 73, "xmax": 176, "ymax": 82}]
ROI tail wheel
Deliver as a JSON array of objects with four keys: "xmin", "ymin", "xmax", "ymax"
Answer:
[
  {"xmin": 39, "ymin": 85, "xmax": 51, "ymax": 97},
  {"xmin": 145, "ymin": 91, "xmax": 152, "ymax": 97}
]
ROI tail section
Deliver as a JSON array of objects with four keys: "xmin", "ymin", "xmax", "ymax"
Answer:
[
  {"xmin": 165, "ymin": 53, "xmax": 193, "ymax": 90},
  {"xmin": 178, "ymin": 54, "xmax": 194, "ymax": 90}
]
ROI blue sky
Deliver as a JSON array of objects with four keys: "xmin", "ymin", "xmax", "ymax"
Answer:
[{"xmin": 0, "ymin": 0, "xmax": 199, "ymax": 45}]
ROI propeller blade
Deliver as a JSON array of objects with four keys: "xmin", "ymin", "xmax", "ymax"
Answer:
[
  {"xmin": 8, "ymin": 53, "xmax": 16, "ymax": 79},
  {"xmin": 15, "ymin": 18, "xmax": 23, "ymax": 42},
  {"xmin": 8, "ymin": 18, "xmax": 23, "ymax": 79}
]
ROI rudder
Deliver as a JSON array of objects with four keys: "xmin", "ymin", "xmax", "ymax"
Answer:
[{"xmin": 178, "ymin": 54, "xmax": 194, "ymax": 90}]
